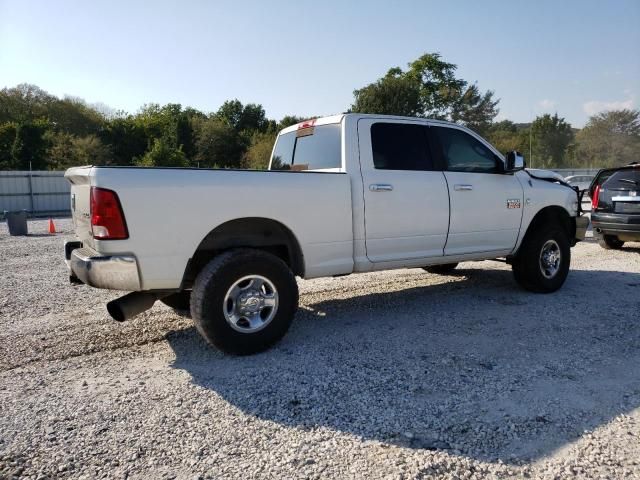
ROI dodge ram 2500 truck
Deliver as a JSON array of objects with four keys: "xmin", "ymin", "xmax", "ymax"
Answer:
[{"xmin": 64, "ymin": 114, "xmax": 589, "ymax": 354}]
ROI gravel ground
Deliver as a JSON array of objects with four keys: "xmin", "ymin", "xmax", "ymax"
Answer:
[{"xmin": 1, "ymin": 218, "xmax": 639, "ymax": 479}]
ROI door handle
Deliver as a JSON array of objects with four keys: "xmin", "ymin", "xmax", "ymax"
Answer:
[
  {"xmin": 454, "ymin": 184, "xmax": 473, "ymax": 191},
  {"xmin": 369, "ymin": 184, "xmax": 394, "ymax": 192}
]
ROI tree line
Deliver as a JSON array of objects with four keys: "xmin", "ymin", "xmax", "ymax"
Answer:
[{"xmin": 1, "ymin": 52, "xmax": 638, "ymax": 171}]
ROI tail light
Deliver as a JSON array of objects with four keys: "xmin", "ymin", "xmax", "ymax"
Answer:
[
  {"xmin": 90, "ymin": 187, "xmax": 129, "ymax": 240},
  {"xmin": 591, "ymin": 184, "xmax": 600, "ymax": 210}
]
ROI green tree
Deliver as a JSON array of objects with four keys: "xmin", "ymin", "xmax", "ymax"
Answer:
[
  {"xmin": 11, "ymin": 120, "xmax": 50, "ymax": 170},
  {"xmin": 0, "ymin": 85, "xmax": 104, "ymax": 137},
  {"xmin": 47, "ymin": 131, "xmax": 75, "ymax": 169},
  {"xmin": 134, "ymin": 103, "xmax": 204, "ymax": 163},
  {"xmin": 99, "ymin": 116, "xmax": 147, "ymax": 166},
  {"xmin": 351, "ymin": 52, "xmax": 499, "ymax": 132},
  {"xmin": 47, "ymin": 97, "xmax": 104, "ymax": 136},
  {"xmin": 216, "ymin": 99, "xmax": 268, "ymax": 133},
  {"xmin": 530, "ymin": 114, "xmax": 574, "ymax": 168},
  {"xmin": 351, "ymin": 71, "xmax": 422, "ymax": 117},
  {"xmin": 193, "ymin": 117, "xmax": 246, "ymax": 168},
  {"xmin": 135, "ymin": 136, "xmax": 188, "ymax": 167},
  {"xmin": 243, "ymin": 132, "xmax": 276, "ymax": 169},
  {"xmin": 47, "ymin": 132, "xmax": 111, "ymax": 169},
  {"xmin": 0, "ymin": 123, "xmax": 18, "ymax": 169},
  {"xmin": 576, "ymin": 109, "xmax": 640, "ymax": 168},
  {"xmin": 0, "ymin": 84, "xmax": 55, "ymax": 123},
  {"xmin": 486, "ymin": 120, "xmax": 529, "ymax": 155},
  {"xmin": 449, "ymin": 84, "xmax": 499, "ymax": 136}
]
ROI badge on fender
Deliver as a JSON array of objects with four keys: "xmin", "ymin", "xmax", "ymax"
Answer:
[{"xmin": 507, "ymin": 199, "xmax": 521, "ymax": 209}]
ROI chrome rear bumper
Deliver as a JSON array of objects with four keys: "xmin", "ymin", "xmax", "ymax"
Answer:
[{"xmin": 65, "ymin": 241, "xmax": 141, "ymax": 291}]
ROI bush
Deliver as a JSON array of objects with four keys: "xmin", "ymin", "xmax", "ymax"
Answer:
[{"xmin": 135, "ymin": 137, "xmax": 188, "ymax": 167}]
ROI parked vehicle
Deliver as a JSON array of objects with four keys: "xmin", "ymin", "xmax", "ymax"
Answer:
[
  {"xmin": 564, "ymin": 175, "xmax": 595, "ymax": 197},
  {"xmin": 590, "ymin": 163, "xmax": 640, "ymax": 249},
  {"xmin": 64, "ymin": 114, "xmax": 589, "ymax": 354}
]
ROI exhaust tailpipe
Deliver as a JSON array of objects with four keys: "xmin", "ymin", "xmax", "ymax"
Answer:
[{"xmin": 107, "ymin": 292, "xmax": 161, "ymax": 322}]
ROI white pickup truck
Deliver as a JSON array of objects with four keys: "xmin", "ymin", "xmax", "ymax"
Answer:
[{"xmin": 65, "ymin": 114, "xmax": 589, "ymax": 354}]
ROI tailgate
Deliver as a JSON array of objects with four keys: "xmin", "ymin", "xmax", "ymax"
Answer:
[{"xmin": 64, "ymin": 166, "xmax": 95, "ymax": 248}]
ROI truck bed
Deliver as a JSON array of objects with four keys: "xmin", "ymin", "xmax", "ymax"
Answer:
[{"xmin": 65, "ymin": 166, "xmax": 354, "ymax": 290}]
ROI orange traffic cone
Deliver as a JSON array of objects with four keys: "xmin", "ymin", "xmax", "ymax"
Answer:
[{"xmin": 48, "ymin": 218, "xmax": 56, "ymax": 234}]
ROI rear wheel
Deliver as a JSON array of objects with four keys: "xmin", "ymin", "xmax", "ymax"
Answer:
[
  {"xmin": 512, "ymin": 225, "xmax": 570, "ymax": 293},
  {"xmin": 191, "ymin": 249, "xmax": 298, "ymax": 355},
  {"xmin": 598, "ymin": 235, "xmax": 624, "ymax": 250},
  {"xmin": 423, "ymin": 263, "xmax": 459, "ymax": 274}
]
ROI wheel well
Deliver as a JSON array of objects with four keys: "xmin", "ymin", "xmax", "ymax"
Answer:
[
  {"xmin": 518, "ymin": 206, "xmax": 575, "ymax": 253},
  {"xmin": 181, "ymin": 218, "xmax": 304, "ymax": 288}
]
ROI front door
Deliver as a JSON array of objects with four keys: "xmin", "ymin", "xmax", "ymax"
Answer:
[{"xmin": 429, "ymin": 126, "xmax": 524, "ymax": 255}]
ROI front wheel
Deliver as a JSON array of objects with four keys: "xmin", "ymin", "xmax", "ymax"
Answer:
[
  {"xmin": 598, "ymin": 235, "xmax": 624, "ymax": 250},
  {"xmin": 512, "ymin": 226, "xmax": 570, "ymax": 293},
  {"xmin": 191, "ymin": 249, "xmax": 299, "ymax": 355}
]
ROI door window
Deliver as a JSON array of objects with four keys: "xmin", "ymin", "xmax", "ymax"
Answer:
[
  {"xmin": 432, "ymin": 126, "xmax": 499, "ymax": 173},
  {"xmin": 370, "ymin": 123, "xmax": 435, "ymax": 171}
]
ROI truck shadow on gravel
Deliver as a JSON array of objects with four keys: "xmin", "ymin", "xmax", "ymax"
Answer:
[{"xmin": 167, "ymin": 268, "xmax": 640, "ymax": 464}]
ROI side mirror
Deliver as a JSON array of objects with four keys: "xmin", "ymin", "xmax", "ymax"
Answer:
[{"xmin": 505, "ymin": 151, "xmax": 525, "ymax": 172}]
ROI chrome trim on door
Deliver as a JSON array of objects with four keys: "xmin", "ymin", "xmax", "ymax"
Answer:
[{"xmin": 454, "ymin": 184, "xmax": 473, "ymax": 191}]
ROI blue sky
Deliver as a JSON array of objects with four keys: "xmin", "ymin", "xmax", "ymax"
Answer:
[{"xmin": 1, "ymin": 0, "xmax": 638, "ymax": 127}]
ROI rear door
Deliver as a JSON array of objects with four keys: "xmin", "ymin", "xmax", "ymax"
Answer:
[
  {"xmin": 428, "ymin": 126, "xmax": 524, "ymax": 255},
  {"xmin": 358, "ymin": 119, "xmax": 449, "ymax": 262}
]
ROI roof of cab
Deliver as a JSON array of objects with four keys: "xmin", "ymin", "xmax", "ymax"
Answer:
[{"xmin": 278, "ymin": 113, "xmax": 463, "ymax": 135}]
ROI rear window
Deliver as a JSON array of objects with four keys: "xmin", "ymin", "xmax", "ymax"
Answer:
[
  {"xmin": 270, "ymin": 124, "xmax": 341, "ymax": 171},
  {"xmin": 603, "ymin": 169, "xmax": 640, "ymax": 190}
]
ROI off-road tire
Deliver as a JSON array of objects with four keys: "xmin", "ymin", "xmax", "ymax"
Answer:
[
  {"xmin": 191, "ymin": 249, "xmax": 298, "ymax": 355},
  {"xmin": 598, "ymin": 235, "xmax": 624, "ymax": 250},
  {"xmin": 512, "ymin": 226, "xmax": 570, "ymax": 293},
  {"xmin": 423, "ymin": 263, "xmax": 459, "ymax": 274}
]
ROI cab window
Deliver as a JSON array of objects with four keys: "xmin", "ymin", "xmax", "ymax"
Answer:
[
  {"xmin": 432, "ymin": 126, "xmax": 499, "ymax": 173},
  {"xmin": 370, "ymin": 123, "xmax": 435, "ymax": 171}
]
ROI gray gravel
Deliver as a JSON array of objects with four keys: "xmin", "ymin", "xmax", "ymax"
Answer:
[{"xmin": 1, "ymin": 218, "xmax": 639, "ymax": 479}]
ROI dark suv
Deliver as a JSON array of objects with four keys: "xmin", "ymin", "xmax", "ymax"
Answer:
[{"xmin": 590, "ymin": 163, "xmax": 640, "ymax": 249}]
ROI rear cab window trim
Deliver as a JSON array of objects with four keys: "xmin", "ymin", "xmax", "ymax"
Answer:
[{"xmin": 270, "ymin": 120, "xmax": 343, "ymax": 172}]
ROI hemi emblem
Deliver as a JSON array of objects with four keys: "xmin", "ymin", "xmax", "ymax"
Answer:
[{"xmin": 507, "ymin": 199, "xmax": 521, "ymax": 209}]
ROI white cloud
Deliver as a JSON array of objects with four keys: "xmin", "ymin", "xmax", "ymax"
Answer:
[
  {"xmin": 537, "ymin": 99, "xmax": 556, "ymax": 111},
  {"xmin": 583, "ymin": 96, "xmax": 635, "ymax": 116}
]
